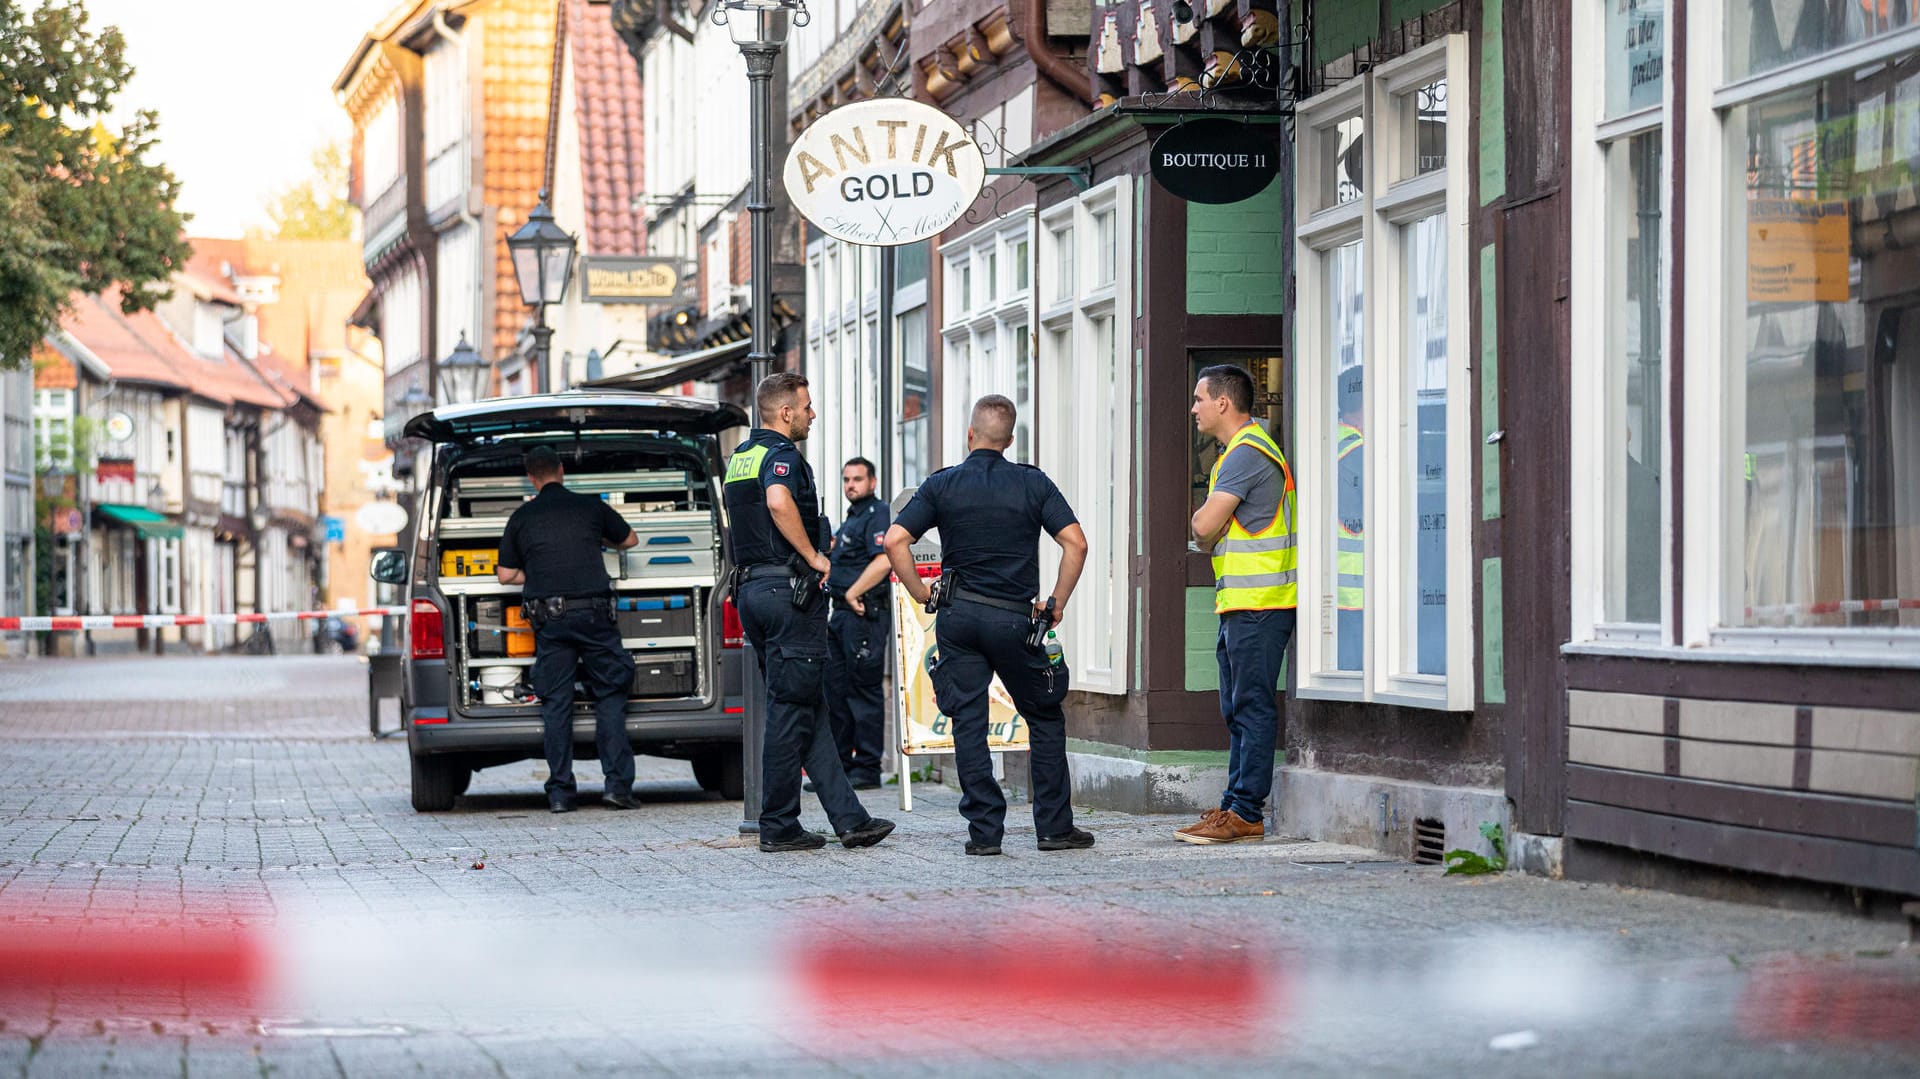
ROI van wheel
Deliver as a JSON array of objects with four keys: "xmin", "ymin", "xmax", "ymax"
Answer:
[
  {"xmin": 691, "ymin": 750, "xmax": 744, "ymax": 800},
  {"xmin": 411, "ymin": 754, "xmax": 463, "ymax": 812}
]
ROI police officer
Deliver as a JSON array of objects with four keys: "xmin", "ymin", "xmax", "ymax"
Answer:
[
  {"xmin": 882, "ymin": 394, "xmax": 1094, "ymax": 856},
  {"xmin": 495, "ymin": 445, "xmax": 640, "ymax": 814},
  {"xmin": 822, "ymin": 456, "xmax": 891, "ymax": 790},
  {"xmin": 724, "ymin": 372, "xmax": 895, "ymax": 853}
]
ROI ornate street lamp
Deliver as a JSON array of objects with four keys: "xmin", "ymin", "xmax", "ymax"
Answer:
[
  {"xmin": 399, "ymin": 382, "xmax": 431, "ymax": 419},
  {"xmin": 712, "ymin": 0, "xmax": 808, "ymax": 836},
  {"xmin": 506, "ymin": 190, "xmax": 578, "ymax": 395},
  {"xmin": 437, "ymin": 331, "xmax": 489, "ymax": 405}
]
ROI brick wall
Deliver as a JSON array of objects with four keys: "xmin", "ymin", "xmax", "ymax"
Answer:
[{"xmin": 1186, "ymin": 177, "xmax": 1287, "ymax": 316}]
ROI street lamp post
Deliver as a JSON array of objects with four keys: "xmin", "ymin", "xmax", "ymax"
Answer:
[
  {"xmin": 437, "ymin": 332, "xmax": 489, "ymax": 406},
  {"xmin": 715, "ymin": 0, "xmax": 806, "ymax": 834},
  {"xmin": 506, "ymin": 191, "xmax": 578, "ymax": 395}
]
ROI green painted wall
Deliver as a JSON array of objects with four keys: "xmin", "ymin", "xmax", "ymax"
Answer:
[
  {"xmin": 1482, "ymin": 557, "xmax": 1505, "ymax": 704},
  {"xmin": 1185, "ymin": 587, "xmax": 1219, "ymax": 691},
  {"xmin": 1480, "ymin": 243, "xmax": 1501, "ymax": 519},
  {"xmin": 1480, "ymin": 0, "xmax": 1508, "ymax": 204},
  {"xmin": 1186, "ymin": 177, "xmax": 1287, "ymax": 315},
  {"xmin": 1313, "ymin": 0, "xmax": 1455, "ymax": 67}
]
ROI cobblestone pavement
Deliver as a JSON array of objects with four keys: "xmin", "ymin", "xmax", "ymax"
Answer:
[{"xmin": 0, "ymin": 655, "xmax": 1915, "ymax": 1077}]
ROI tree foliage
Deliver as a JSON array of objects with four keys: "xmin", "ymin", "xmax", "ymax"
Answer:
[
  {"xmin": 260, "ymin": 141, "xmax": 354, "ymax": 241},
  {"xmin": 0, "ymin": 0, "xmax": 191, "ymax": 369}
]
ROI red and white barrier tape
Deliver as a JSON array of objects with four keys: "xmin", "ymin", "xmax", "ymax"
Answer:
[
  {"xmin": 1743, "ymin": 597, "xmax": 1920, "ymax": 619},
  {"xmin": 0, "ymin": 606, "xmax": 407, "ymax": 632}
]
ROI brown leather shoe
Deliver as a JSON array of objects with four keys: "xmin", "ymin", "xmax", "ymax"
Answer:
[
  {"xmin": 1175, "ymin": 810, "xmax": 1265, "ymax": 845},
  {"xmin": 1176, "ymin": 808, "xmax": 1229, "ymax": 836}
]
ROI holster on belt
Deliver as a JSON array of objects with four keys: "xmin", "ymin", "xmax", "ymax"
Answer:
[{"xmin": 787, "ymin": 553, "xmax": 824, "ymax": 611}]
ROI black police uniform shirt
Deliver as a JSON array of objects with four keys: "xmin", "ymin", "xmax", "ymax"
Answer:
[
  {"xmin": 723, "ymin": 428, "xmax": 827, "ymax": 568},
  {"xmin": 826, "ymin": 495, "xmax": 891, "ymax": 604},
  {"xmin": 894, "ymin": 449, "xmax": 1077, "ymax": 604},
  {"xmin": 496, "ymin": 483, "xmax": 634, "ymax": 599}
]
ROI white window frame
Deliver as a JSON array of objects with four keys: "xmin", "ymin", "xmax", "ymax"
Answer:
[
  {"xmin": 939, "ymin": 215, "xmax": 1034, "ymax": 466},
  {"xmin": 803, "ymin": 235, "xmax": 884, "ymax": 496},
  {"xmin": 1035, "ymin": 176, "xmax": 1134, "ymax": 696},
  {"xmin": 1569, "ymin": 1, "xmax": 1673, "ymax": 648},
  {"xmin": 1293, "ymin": 36, "xmax": 1475, "ymax": 711},
  {"xmin": 1676, "ymin": 2, "xmax": 1920, "ymax": 663}
]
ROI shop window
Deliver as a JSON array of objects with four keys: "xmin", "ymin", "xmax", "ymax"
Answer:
[
  {"xmin": 1294, "ymin": 36, "xmax": 1473, "ymax": 708},
  {"xmin": 1037, "ymin": 178, "xmax": 1134, "ymax": 695},
  {"xmin": 1726, "ymin": 61, "xmax": 1920, "ymax": 632},
  {"xmin": 1572, "ymin": 0, "xmax": 1670, "ymax": 641},
  {"xmin": 941, "ymin": 217, "xmax": 1035, "ymax": 466},
  {"xmin": 1727, "ymin": 0, "xmax": 1916, "ymax": 82}
]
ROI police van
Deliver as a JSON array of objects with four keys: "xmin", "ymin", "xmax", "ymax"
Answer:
[{"xmin": 369, "ymin": 392, "xmax": 748, "ymax": 811}]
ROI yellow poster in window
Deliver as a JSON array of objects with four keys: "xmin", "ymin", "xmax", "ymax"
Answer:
[
  {"xmin": 1747, "ymin": 198, "xmax": 1849, "ymax": 304},
  {"xmin": 892, "ymin": 586, "xmax": 1031, "ymax": 755}
]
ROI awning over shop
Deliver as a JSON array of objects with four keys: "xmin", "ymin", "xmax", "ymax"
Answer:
[
  {"xmin": 97, "ymin": 503, "xmax": 184, "ymax": 540},
  {"xmin": 584, "ymin": 339, "xmax": 752, "ymax": 393}
]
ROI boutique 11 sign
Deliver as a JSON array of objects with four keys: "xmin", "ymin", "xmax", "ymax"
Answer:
[{"xmin": 782, "ymin": 98, "xmax": 986, "ymax": 248}]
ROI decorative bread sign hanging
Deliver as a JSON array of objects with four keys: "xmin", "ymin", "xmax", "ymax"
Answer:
[{"xmin": 783, "ymin": 98, "xmax": 986, "ymax": 247}]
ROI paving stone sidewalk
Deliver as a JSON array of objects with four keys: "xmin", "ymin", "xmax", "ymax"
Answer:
[{"xmin": 0, "ymin": 655, "xmax": 1914, "ymax": 1077}]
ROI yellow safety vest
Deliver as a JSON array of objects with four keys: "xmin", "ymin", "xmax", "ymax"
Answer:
[
  {"xmin": 1209, "ymin": 422, "xmax": 1297, "ymax": 613},
  {"xmin": 1336, "ymin": 423, "xmax": 1364, "ymax": 612}
]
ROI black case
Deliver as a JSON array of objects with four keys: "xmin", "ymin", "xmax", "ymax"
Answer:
[
  {"xmin": 631, "ymin": 650, "xmax": 696, "ymax": 698},
  {"xmin": 616, "ymin": 604, "xmax": 696, "ymax": 640},
  {"xmin": 470, "ymin": 598, "xmax": 507, "ymax": 657}
]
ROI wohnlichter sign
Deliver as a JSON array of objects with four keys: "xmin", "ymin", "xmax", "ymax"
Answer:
[{"xmin": 782, "ymin": 98, "xmax": 986, "ymax": 247}]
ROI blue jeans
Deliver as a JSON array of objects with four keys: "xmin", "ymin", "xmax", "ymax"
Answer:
[
  {"xmin": 1215, "ymin": 608, "xmax": 1294, "ymax": 823},
  {"xmin": 738, "ymin": 576, "xmax": 871, "ymax": 841}
]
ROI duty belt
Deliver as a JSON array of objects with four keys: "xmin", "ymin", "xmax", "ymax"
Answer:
[
  {"xmin": 736, "ymin": 562, "xmax": 787, "ymax": 581},
  {"xmin": 950, "ymin": 586, "xmax": 1036, "ymax": 616}
]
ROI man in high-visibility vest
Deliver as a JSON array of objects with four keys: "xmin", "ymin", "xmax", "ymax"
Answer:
[
  {"xmin": 1180, "ymin": 364, "xmax": 1297, "ymax": 845},
  {"xmin": 1335, "ymin": 365, "xmax": 1364, "ymax": 670}
]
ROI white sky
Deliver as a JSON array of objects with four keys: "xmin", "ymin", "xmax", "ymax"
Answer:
[{"xmin": 85, "ymin": 0, "xmax": 402, "ymax": 237}]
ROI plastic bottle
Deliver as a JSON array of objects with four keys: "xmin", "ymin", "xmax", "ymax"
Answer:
[{"xmin": 1044, "ymin": 630, "xmax": 1064, "ymax": 668}]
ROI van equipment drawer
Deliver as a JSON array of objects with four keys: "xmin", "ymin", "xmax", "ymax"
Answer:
[
  {"xmin": 607, "ymin": 548, "xmax": 717, "ymax": 580},
  {"xmin": 632, "ymin": 649, "xmax": 696, "ymax": 699},
  {"xmin": 616, "ymin": 595, "xmax": 695, "ymax": 640}
]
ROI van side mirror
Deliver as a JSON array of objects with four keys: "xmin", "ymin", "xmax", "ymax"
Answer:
[{"xmin": 370, "ymin": 548, "xmax": 409, "ymax": 585}]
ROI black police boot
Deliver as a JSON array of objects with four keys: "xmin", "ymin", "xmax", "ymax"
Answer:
[
  {"xmin": 759, "ymin": 830, "xmax": 828, "ymax": 853},
  {"xmin": 965, "ymin": 840, "xmax": 1002, "ymax": 856},
  {"xmin": 1037, "ymin": 827, "xmax": 1096, "ymax": 851},
  {"xmin": 601, "ymin": 790, "xmax": 642, "ymax": 810},
  {"xmin": 548, "ymin": 793, "xmax": 576, "ymax": 814},
  {"xmin": 839, "ymin": 818, "xmax": 895, "ymax": 849}
]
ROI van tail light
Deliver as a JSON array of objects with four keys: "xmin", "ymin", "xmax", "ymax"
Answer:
[
  {"xmin": 410, "ymin": 598, "xmax": 445, "ymax": 660},
  {"xmin": 721, "ymin": 596, "xmax": 745, "ymax": 649}
]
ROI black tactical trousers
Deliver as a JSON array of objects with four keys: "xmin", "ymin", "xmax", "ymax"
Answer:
[
  {"xmin": 530, "ymin": 602, "xmax": 638, "ymax": 797},
  {"xmin": 826, "ymin": 606, "xmax": 887, "ymax": 785}
]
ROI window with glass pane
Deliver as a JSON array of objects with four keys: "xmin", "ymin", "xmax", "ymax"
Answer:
[
  {"xmin": 1730, "ymin": 61, "xmax": 1920, "ymax": 630},
  {"xmin": 1094, "ymin": 209, "xmax": 1118, "ymax": 286},
  {"xmin": 1405, "ymin": 212, "xmax": 1449, "ymax": 675},
  {"xmin": 1051, "ymin": 225, "xmax": 1075, "ymax": 303},
  {"xmin": 1014, "ymin": 238, "xmax": 1031, "ymax": 292},
  {"xmin": 1329, "ymin": 240, "xmax": 1366, "ymax": 670},
  {"xmin": 1319, "ymin": 113, "xmax": 1365, "ymax": 209},
  {"xmin": 1728, "ymin": 0, "xmax": 1915, "ymax": 81},
  {"xmin": 899, "ymin": 307, "xmax": 930, "ymax": 488},
  {"xmin": 1013, "ymin": 328, "xmax": 1033, "ymax": 463},
  {"xmin": 985, "ymin": 249, "xmax": 998, "ymax": 303},
  {"xmin": 1606, "ymin": 0, "xmax": 1664, "ymax": 116},
  {"xmin": 1402, "ymin": 79, "xmax": 1448, "ymax": 179},
  {"xmin": 960, "ymin": 262, "xmax": 973, "ymax": 313},
  {"xmin": 1609, "ymin": 131, "xmax": 1665, "ymax": 624}
]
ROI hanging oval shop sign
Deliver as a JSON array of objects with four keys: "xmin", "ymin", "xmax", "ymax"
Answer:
[
  {"xmin": 1150, "ymin": 119, "xmax": 1280, "ymax": 204},
  {"xmin": 783, "ymin": 98, "xmax": 986, "ymax": 248}
]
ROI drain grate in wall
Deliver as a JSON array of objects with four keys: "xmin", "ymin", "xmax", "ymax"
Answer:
[{"xmin": 1412, "ymin": 817, "xmax": 1447, "ymax": 865}]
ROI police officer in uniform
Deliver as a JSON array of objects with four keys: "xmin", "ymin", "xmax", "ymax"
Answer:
[
  {"xmin": 822, "ymin": 456, "xmax": 891, "ymax": 790},
  {"xmin": 724, "ymin": 372, "xmax": 895, "ymax": 853},
  {"xmin": 495, "ymin": 445, "xmax": 640, "ymax": 814},
  {"xmin": 883, "ymin": 394, "xmax": 1094, "ymax": 856}
]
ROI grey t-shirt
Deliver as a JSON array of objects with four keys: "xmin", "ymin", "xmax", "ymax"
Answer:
[{"xmin": 1211, "ymin": 426, "xmax": 1285, "ymax": 534}]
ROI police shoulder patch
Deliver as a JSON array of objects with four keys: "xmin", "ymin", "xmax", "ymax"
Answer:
[{"xmin": 773, "ymin": 462, "xmax": 790, "ymax": 477}]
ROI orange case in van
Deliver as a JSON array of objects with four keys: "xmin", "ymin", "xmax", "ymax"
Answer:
[{"xmin": 505, "ymin": 605, "xmax": 534, "ymax": 657}]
